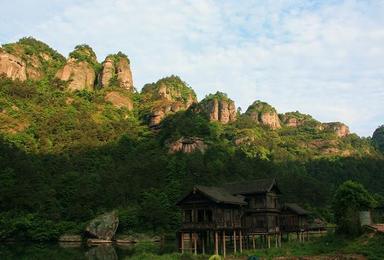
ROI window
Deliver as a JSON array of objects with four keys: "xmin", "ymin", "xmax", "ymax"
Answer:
[{"xmin": 184, "ymin": 210, "xmax": 192, "ymax": 223}]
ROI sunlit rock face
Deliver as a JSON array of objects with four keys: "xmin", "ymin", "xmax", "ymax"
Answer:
[
  {"xmin": 0, "ymin": 51, "xmax": 27, "ymax": 81},
  {"xmin": 141, "ymin": 76, "xmax": 197, "ymax": 127},
  {"xmin": 100, "ymin": 53, "xmax": 133, "ymax": 90},
  {"xmin": 199, "ymin": 92, "xmax": 237, "ymax": 124},
  {"xmin": 244, "ymin": 100, "xmax": 281, "ymax": 129}
]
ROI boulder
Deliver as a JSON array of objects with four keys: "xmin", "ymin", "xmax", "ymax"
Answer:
[
  {"xmin": 199, "ymin": 92, "xmax": 236, "ymax": 124},
  {"xmin": 104, "ymin": 91, "xmax": 133, "ymax": 110},
  {"xmin": 168, "ymin": 137, "xmax": 207, "ymax": 154},
  {"xmin": 55, "ymin": 58, "xmax": 96, "ymax": 91},
  {"xmin": 85, "ymin": 211, "xmax": 119, "ymax": 241},
  {"xmin": 0, "ymin": 51, "xmax": 27, "ymax": 81}
]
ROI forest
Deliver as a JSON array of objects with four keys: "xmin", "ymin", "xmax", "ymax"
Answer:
[{"xmin": 0, "ymin": 38, "xmax": 383, "ymax": 242}]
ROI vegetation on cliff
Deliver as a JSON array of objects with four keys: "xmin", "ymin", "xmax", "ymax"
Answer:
[{"xmin": 0, "ymin": 38, "xmax": 383, "ymax": 242}]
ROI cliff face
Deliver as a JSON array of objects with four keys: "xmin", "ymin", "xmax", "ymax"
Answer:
[
  {"xmin": 100, "ymin": 53, "xmax": 133, "ymax": 90},
  {"xmin": 199, "ymin": 92, "xmax": 236, "ymax": 124},
  {"xmin": 141, "ymin": 76, "xmax": 197, "ymax": 127},
  {"xmin": 281, "ymin": 112, "xmax": 320, "ymax": 128},
  {"xmin": 168, "ymin": 137, "xmax": 207, "ymax": 154},
  {"xmin": 245, "ymin": 100, "xmax": 281, "ymax": 129},
  {"xmin": 0, "ymin": 37, "xmax": 65, "ymax": 81},
  {"xmin": 55, "ymin": 45, "xmax": 97, "ymax": 91},
  {"xmin": 323, "ymin": 122, "xmax": 350, "ymax": 137},
  {"xmin": 0, "ymin": 50, "xmax": 27, "ymax": 81},
  {"xmin": 55, "ymin": 58, "xmax": 96, "ymax": 91}
]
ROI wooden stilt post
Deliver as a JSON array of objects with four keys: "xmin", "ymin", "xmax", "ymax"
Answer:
[
  {"xmin": 215, "ymin": 231, "xmax": 218, "ymax": 255},
  {"xmin": 222, "ymin": 230, "xmax": 226, "ymax": 258},
  {"xmin": 181, "ymin": 232, "xmax": 184, "ymax": 254},
  {"xmin": 233, "ymin": 230, "xmax": 237, "ymax": 254},
  {"xmin": 275, "ymin": 234, "xmax": 278, "ymax": 248},
  {"xmin": 239, "ymin": 230, "xmax": 243, "ymax": 253},
  {"xmin": 252, "ymin": 235, "xmax": 256, "ymax": 250},
  {"xmin": 268, "ymin": 235, "xmax": 271, "ymax": 249},
  {"xmin": 194, "ymin": 233, "xmax": 197, "ymax": 255},
  {"xmin": 202, "ymin": 232, "xmax": 205, "ymax": 255},
  {"xmin": 189, "ymin": 233, "xmax": 192, "ymax": 253}
]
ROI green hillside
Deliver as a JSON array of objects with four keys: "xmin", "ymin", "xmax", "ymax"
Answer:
[{"xmin": 0, "ymin": 38, "xmax": 383, "ymax": 241}]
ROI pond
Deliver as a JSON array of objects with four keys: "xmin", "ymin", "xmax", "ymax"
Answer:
[{"xmin": 0, "ymin": 240, "xmax": 178, "ymax": 260}]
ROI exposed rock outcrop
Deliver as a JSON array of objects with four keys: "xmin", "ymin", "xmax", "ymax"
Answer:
[
  {"xmin": 85, "ymin": 211, "xmax": 119, "ymax": 241},
  {"xmin": 281, "ymin": 112, "xmax": 320, "ymax": 128},
  {"xmin": 0, "ymin": 50, "xmax": 27, "ymax": 81},
  {"xmin": 199, "ymin": 92, "xmax": 236, "ymax": 124},
  {"xmin": 56, "ymin": 45, "xmax": 98, "ymax": 91},
  {"xmin": 141, "ymin": 76, "xmax": 197, "ymax": 127},
  {"xmin": 323, "ymin": 122, "xmax": 350, "ymax": 137},
  {"xmin": 168, "ymin": 137, "xmax": 207, "ymax": 153},
  {"xmin": 55, "ymin": 58, "xmax": 96, "ymax": 91},
  {"xmin": 245, "ymin": 100, "xmax": 281, "ymax": 129},
  {"xmin": 100, "ymin": 53, "xmax": 133, "ymax": 90},
  {"xmin": 104, "ymin": 91, "xmax": 133, "ymax": 110},
  {"xmin": 1, "ymin": 37, "xmax": 66, "ymax": 81}
]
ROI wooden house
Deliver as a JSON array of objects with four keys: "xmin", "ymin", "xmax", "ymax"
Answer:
[{"xmin": 176, "ymin": 178, "xmax": 310, "ymax": 255}]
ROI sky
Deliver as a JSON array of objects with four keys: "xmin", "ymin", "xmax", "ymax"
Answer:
[{"xmin": 0, "ymin": 0, "xmax": 383, "ymax": 136}]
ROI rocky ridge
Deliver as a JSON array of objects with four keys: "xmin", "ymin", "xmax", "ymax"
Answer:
[{"xmin": 0, "ymin": 37, "xmax": 356, "ymax": 146}]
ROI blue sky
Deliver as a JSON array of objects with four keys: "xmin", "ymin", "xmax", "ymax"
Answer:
[{"xmin": 1, "ymin": 0, "xmax": 383, "ymax": 136}]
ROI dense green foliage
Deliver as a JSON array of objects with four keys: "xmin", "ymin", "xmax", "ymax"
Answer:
[
  {"xmin": 333, "ymin": 181, "xmax": 377, "ymax": 236},
  {"xmin": 372, "ymin": 125, "xmax": 384, "ymax": 152},
  {"xmin": 69, "ymin": 44, "xmax": 101, "ymax": 72},
  {"xmin": 0, "ymin": 40, "xmax": 383, "ymax": 242}
]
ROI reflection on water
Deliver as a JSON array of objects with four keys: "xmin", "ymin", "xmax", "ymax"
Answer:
[{"xmin": 0, "ymin": 240, "xmax": 176, "ymax": 260}]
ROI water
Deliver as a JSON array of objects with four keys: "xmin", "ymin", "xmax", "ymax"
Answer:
[{"xmin": 0, "ymin": 240, "xmax": 177, "ymax": 260}]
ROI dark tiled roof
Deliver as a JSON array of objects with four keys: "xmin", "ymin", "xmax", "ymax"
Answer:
[
  {"xmin": 195, "ymin": 185, "xmax": 247, "ymax": 205},
  {"xmin": 222, "ymin": 178, "xmax": 279, "ymax": 195},
  {"xmin": 283, "ymin": 203, "xmax": 311, "ymax": 215}
]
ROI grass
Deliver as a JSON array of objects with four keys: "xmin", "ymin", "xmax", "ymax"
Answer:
[{"xmin": 126, "ymin": 233, "xmax": 384, "ymax": 260}]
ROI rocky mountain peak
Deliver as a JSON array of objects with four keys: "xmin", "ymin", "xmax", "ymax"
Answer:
[
  {"xmin": 281, "ymin": 111, "xmax": 320, "ymax": 128},
  {"xmin": 199, "ymin": 92, "xmax": 237, "ymax": 124},
  {"xmin": 372, "ymin": 125, "xmax": 384, "ymax": 152},
  {"xmin": 55, "ymin": 44, "xmax": 99, "ymax": 91},
  {"xmin": 323, "ymin": 122, "xmax": 350, "ymax": 137},
  {"xmin": 141, "ymin": 76, "xmax": 197, "ymax": 127},
  {"xmin": 245, "ymin": 100, "xmax": 281, "ymax": 129},
  {"xmin": 0, "ymin": 37, "xmax": 65, "ymax": 81},
  {"xmin": 100, "ymin": 52, "xmax": 133, "ymax": 90}
]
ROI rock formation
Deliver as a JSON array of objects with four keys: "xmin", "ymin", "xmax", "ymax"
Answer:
[
  {"xmin": 100, "ymin": 53, "xmax": 133, "ymax": 90},
  {"xmin": 245, "ymin": 100, "xmax": 281, "ymax": 129},
  {"xmin": 104, "ymin": 91, "xmax": 133, "ymax": 110},
  {"xmin": 281, "ymin": 112, "xmax": 320, "ymax": 128},
  {"xmin": 168, "ymin": 137, "xmax": 207, "ymax": 153},
  {"xmin": 85, "ymin": 211, "xmax": 119, "ymax": 241},
  {"xmin": 55, "ymin": 45, "xmax": 98, "ymax": 91},
  {"xmin": 0, "ymin": 51, "xmax": 27, "ymax": 81},
  {"xmin": 141, "ymin": 76, "xmax": 197, "ymax": 127},
  {"xmin": 55, "ymin": 58, "xmax": 96, "ymax": 91},
  {"xmin": 323, "ymin": 122, "xmax": 350, "ymax": 137},
  {"xmin": 0, "ymin": 37, "xmax": 66, "ymax": 81},
  {"xmin": 199, "ymin": 92, "xmax": 236, "ymax": 124}
]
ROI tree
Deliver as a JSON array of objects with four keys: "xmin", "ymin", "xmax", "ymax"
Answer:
[{"xmin": 333, "ymin": 180, "xmax": 377, "ymax": 236}]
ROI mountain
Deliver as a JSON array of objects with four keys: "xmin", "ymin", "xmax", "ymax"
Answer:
[{"xmin": 0, "ymin": 37, "xmax": 383, "ymax": 241}]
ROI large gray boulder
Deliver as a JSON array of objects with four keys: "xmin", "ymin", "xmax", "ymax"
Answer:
[{"xmin": 85, "ymin": 211, "xmax": 119, "ymax": 240}]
